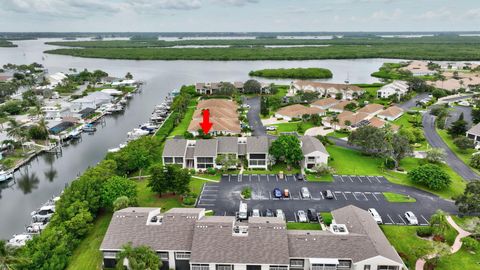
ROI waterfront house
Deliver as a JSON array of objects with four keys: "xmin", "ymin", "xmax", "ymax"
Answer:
[
  {"xmin": 289, "ymin": 81, "xmax": 364, "ymax": 100},
  {"xmin": 357, "ymin": 104, "xmax": 384, "ymax": 118},
  {"xmin": 328, "ymin": 100, "xmax": 357, "ymax": 113},
  {"xmin": 70, "ymin": 92, "xmax": 113, "ymax": 112},
  {"xmin": 377, "ymin": 106, "xmax": 404, "ymax": 121},
  {"xmin": 274, "ymin": 104, "xmax": 326, "ymax": 121},
  {"xmin": 100, "ymin": 205, "xmax": 405, "ymax": 270},
  {"xmin": 162, "ymin": 135, "xmax": 328, "ymax": 171},
  {"xmin": 311, "ymin": 98, "xmax": 339, "ymax": 110},
  {"xmin": 187, "ymin": 99, "xmax": 241, "ymax": 136},
  {"xmin": 47, "ymin": 72, "xmax": 67, "ymax": 87},
  {"xmin": 377, "ymin": 81, "xmax": 409, "ymax": 99}
]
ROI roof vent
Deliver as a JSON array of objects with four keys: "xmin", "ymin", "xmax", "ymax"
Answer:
[{"xmin": 330, "ymin": 223, "xmax": 349, "ymax": 235}]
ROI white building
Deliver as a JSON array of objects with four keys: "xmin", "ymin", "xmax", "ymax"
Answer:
[
  {"xmin": 47, "ymin": 72, "xmax": 67, "ymax": 87},
  {"xmin": 70, "ymin": 91, "xmax": 113, "ymax": 112},
  {"xmin": 377, "ymin": 81, "xmax": 409, "ymax": 99}
]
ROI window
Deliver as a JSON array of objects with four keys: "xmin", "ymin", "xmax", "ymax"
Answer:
[
  {"xmin": 364, "ymin": 266, "xmax": 371, "ymax": 270},
  {"xmin": 216, "ymin": 265, "xmax": 233, "ymax": 270},
  {"xmin": 174, "ymin": 157, "xmax": 183, "ymax": 164},
  {"xmin": 103, "ymin": 251, "xmax": 117, "ymax": 258},
  {"xmin": 250, "ymin": 153, "xmax": 266, "ymax": 160},
  {"xmin": 192, "ymin": 264, "xmax": 209, "ymax": 270},
  {"xmin": 157, "ymin": 252, "xmax": 169, "ymax": 260},
  {"xmin": 249, "ymin": 160, "xmax": 266, "ymax": 166},
  {"xmin": 269, "ymin": 266, "xmax": 287, "ymax": 270},
  {"xmin": 290, "ymin": 259, "xmax": 304, "ymax": 268},
  {"xmin": 377, "ymin": 267, "xmax": 398, "ymax": 270},
  {"xmin": 197, "ymin": 157, "xmax": 214, "ymax": 163},
  {"xmin": 307, "ymin": 156, "xmax": 315, "ymax": 162},
  {"xmin": 164, "ymin": 157, "xmax": 173, "ymax": 164},
  {"xmin": 312, "ymin": 265, "xmax": 337, "ymax": 270},
  {"xmin": 175, "ymin": 252, "xmax": 190, "ymax": 260},
  {"xmin": 338, "ymin": 260, "xmax": 351, "ymax": 268}
]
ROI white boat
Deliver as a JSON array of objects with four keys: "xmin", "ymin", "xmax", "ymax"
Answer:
[
  {"xmin": 0, "ymin": 170, "xmax": 13, "ymax": 182},
  {"xmin": 26, "ymin": 221, "xmax": 48, "ymax": 234},
  {"xmin": 31, "ymin": 205, "xmax": 55, "ymax": 222},
  {"xmin": 125, "ymin": 93, "xmax": 133, "ymax": 99},
  {"xmin": 8, "ymin": 234, "xmax": 32, "ymax": 247},
  {"xmin": 119, "ymin": 98, "xmax": 127, "ymax": 105},
  {"xmin": 127, "ymin": 128, "xmax": 150, "ymax": 141},
  {"xmin": 108, "ymin": 147, "xmax": 120, "ymax": 153}
]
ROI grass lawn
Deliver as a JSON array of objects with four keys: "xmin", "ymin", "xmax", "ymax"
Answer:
[
  {"xmin": 393, "ymin": 113, "xmax": 429, "ymax": 150},
  {"xmin": 192, "ymin": 173, "xmax": 222, "ymax": 181},
  {"xmin": 66, "ymin": 211, "xmax": 112, "ymax": 270},
  {"xmin": 169, "ymin": 101, "xmax": 198, "ymax": 137},
  {"xmin": 267, "ymin": 121, "xmax": 315, "ymax": 135},
  {"xmin": 381, "ymin": 225, "xmax": 433, "ymax": 269},
  {"xmin": 326, "ymin": 145, "xmax": 465, "ymax": 199},
  {"xmin": 437, "ymin": 128, "xmax": 480, "ymax": 175},
  {"xmin": 435, "ymin": 247, "xmax": 480, "ymax": 270},
  {"xmin": 243, "ymin": 163, "xmax": 300, "ymax": 175},
  {"xmin": 327, "ymin": 130, "xmax": 350, "ymax": 139},
  {"xmin": 287, "ymin": 222, "xmax": 321, "ymax": 230},
  {"xmin": 305, "ymin": 173, "xmax": 333, "ymax": 182},
  {"xmin": 383, "ymin": 192, "xmax": 417, "ymax": 203}
]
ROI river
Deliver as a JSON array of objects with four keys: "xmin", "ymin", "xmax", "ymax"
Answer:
[{"xmin": 0, "ymin": 38, "xmax": 392, "ymax": 239}]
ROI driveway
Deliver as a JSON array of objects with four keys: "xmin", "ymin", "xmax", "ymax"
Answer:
[
  {"xmin": 422, "ymin": 112, "xmax": 479, "ymax": 180},
  {"xmin": 445, "ymin": 105, "xmax": 473, "ymax": 129},
  {"xmin": 397, "ymin": 93, "xmax": 429, "ymax": 110},
  {"xmin": 244, "ymin": 96, "xmax": 266, "ymax": 136},
  {"xmin": 197, "ymin": 174, "xmax": 458, "ymax": 225},
  {"xmin": 304, "ymin": 127, "xmax": 331, "ymax": 136}
]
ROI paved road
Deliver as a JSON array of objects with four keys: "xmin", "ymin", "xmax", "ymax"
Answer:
[
  {"xmin": 244, "ymin": 96, "xmax": 266, "ymax": 136},
  {"xmin": 328, "ymin": 137, "xmax": 361, "ymax": 151},
  {"xmin": 422, "ymin": 112, "xmax": 479, "ymax": 180},
  {"xmin": 445, "ymin": 105, "xmax": 473, "ymax": 129},
  {"xmin": 396, "ymin": 93, "xmax": 429, "ymax": 110},
  {"xmin": 198, "ymin": 174, "xmax": 458, "ymax": 225}
]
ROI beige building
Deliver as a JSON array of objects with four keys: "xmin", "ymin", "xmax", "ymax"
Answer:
[
  {"xmin": 188, "ymin": 99, "xmax": 241, "ymax": 136},
  {"xmin": 289, "ymin": 81, "xmax": 364, "ymax": 100},
  {"xmin": 275, "ymin": 104, "xmax": 326, "ymax": 121}
]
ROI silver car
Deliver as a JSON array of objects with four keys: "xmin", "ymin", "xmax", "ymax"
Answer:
[
  {"xmin": 404, "ymin": 211, "xmax": 418, "ymax": 225},
  {"xmin": 297, "ymin": 210, "xmax": 308, "ymax": 222},
  {"xmin": 301, "ymin": 187, "xmax": 311, "ymax": 198},
  {"xmin": 252, "ymin": 209, "xmax": 260, "ymax": 217},
  {"xmin": 276, "ymin": 209, "xmax": 285, "ymax": 220}
]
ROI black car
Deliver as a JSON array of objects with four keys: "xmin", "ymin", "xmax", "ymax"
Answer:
[
  {"xmin": 265, "ymin": 209, "xmax": 274, "ymax": 217},
  {"xmin": 296, "ymin": 173, "xmax": 304, "ymax": 181},
  {"xmin": 323, "ymin": 190, "xmax": 334, "ymax": 199},
  {"xmin": 307, "ymin": 208, "xmax": 318, "ymax": 222}
]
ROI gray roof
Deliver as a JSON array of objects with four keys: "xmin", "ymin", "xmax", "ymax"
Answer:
[
  {"xmin": 467, "ymin": 123, "xmax": 480, "ymax": 136},
  {"xmin": 163, "ymin": 139, "xmax": 187, "ymax": 157},
  {"xmin": 100, "ymin": 208, "xmax": 202, "ymax": 252},
  {"xmin": 331, "ymin": 205, "xmax": 404, "ymax": 264},
  {"xmin": 194, "ymin": 139, "xmax": 218, "ymax": 157},
  {"xmin": 300, "ymin": 136, "xmax": 329, "ymax": 156},
  {"xmin": 238, "ymin": 143, "xmax": 246, "ymax": 156},
  {"xmin": 217, "ymin": 137, "xmax": 239, "ymax": 153},
  {"xmin": 190, "ymin": 217, "xmax": 290, "ymax": 265},
  {"xmin": 186, "ymin": 146, "xmax": 195, "ymax": 159},
  {"xmin": 246, "ymin": 136, "xmax": 270, "ymax": 153}
]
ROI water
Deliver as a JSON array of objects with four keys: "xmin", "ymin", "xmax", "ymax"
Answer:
[{"xmin": 0, "ymin": 38, "xmax": 393, "ymax": 239}]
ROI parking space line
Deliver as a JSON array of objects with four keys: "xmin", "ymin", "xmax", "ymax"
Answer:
[
  {"xmin": 257, "ymin": 175, "xmax": 260, "ymax": 182},
  {"xmin": 420, "ymin": 215, "xmax": 430, "ymax": 225},
  {"xmin": 397, "ymin": 214, "xmax": 406, "ymax": 225},
  {"xmin": 375, "ymin": 176, "xmax": 382, "ymax": 183},
  {"xmin": 320, "ymin": 192, "xmax": 324, "ymax": 200},
  {"xmin": 332, "ymin": 192, "xmax": 338, "ymax": 200},
  {"xmin": 197, "ymin": 203, "xmax": 215, "ymax": 206},
  {"xmin": 342, "ymin": 192, "xmax": 348, "ymax": 200},
  {"xmin": 366, "ymin": 176, "xmax": 373, "ymax": 183},
  {"xmin": 358, "ymin": 177, "xmax": 363, "ymax": 183},
  {"xmin": 387, "ymin": 214, "xmax": 395, "ymax": 224},
  {"xmin": 348, "ymin": 176, "xmax": 354, "ymax": 182},
  {"xmin": 371, "ymin": 193, "xmax": 379, "ymax": 201},
  {"xmin": 361, "ymin": 192, "xmax": 368, "ymax": 201},
  {"xmin": 199, "ymin": 198, "xmax": 216, "ymax": 201},
  {"xmin": 352, "ymin": 192, "xmax": 359, "ymax": 200}
]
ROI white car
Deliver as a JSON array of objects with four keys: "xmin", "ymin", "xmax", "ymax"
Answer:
[
  {"xmin": 368, "ymin": 208, "xmax": 383, "ymax": 224},
  {"xmin": 276, "ymin": 209, "xmax": 285, "ymax": 220},
  {"xmin": 252, "ymin": 209, "xmax": 260, "ymax": 217},
  {"xmin": 301, "ymin": 187, "xmax": 311, "ymax": 199},
  {"xmin": 404, "ymin": 211, "xmax": 418, "ymax": 225},
  {"xmin": 265, "ymin": 126, "xmax": 277, "ymax": 131},
  {"xmin": 297, "ymin": 210, "xmax": 308, "ymax": 222}
]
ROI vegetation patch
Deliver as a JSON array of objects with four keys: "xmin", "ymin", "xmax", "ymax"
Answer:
[
  {"xmin": 383, "ymin": 192, "xmax": 416, "ymax": 202},
  {"xmin": 249, "ymin": 67, "xmax": 332, "ymax": 79},
  {"xmin": 286, "ymin": 222, "xmax": 321, "ymax": 230}
]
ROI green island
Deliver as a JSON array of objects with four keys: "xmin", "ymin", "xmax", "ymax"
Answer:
[
  {"xmin": 249, "ymin": 67, "xmax": 332, "ymax": 79},
  {"xmin": 0, "ymin": 39, "xmax": 16, "ymax": 47}
]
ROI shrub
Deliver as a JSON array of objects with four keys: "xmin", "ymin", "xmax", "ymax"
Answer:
[
  {"xmin": 182, "ymin": 193, "xmax": 197, "ymax": 205},
  {"xmin": 417, "ymin": 226, "xmax": 434, "ymax": 237},
  {"xmin": 113, "ymin": 196, "xmax": 130, "ymax": 211},
  {"xmin": 462, "ymin": 237, "xmax": 480, "ymax": 252},
  {"xmin": 384, "ymin": 158, "xmax": 396, "ymax": 170},
  {"xmin": 470, "ymin": 153, "xmax": 480, "ymax": 169},
  {"xmin": 312, "ymin": 163, "xmax": 334, "ymax": 176},
  {"xmin": 206, "ymin": 167, "xmax": 216, "ymax": 175},
  {"xmin": 408, "ymin": 164, "xmax": 452, "ymax": 190},
  {"xmin": 101, "ymin": 176, "xmax": 138, "ymax": 208},
  {"xmin": 241, "ymin": 187, "xmax": 252, "ymax": 199}
]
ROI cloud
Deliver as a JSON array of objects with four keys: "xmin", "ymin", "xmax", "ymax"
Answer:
[
  {"xmin": 211, "ymin": 0, "xmax": 259, "ymax": 6},
  {"xmin": 370, "ymin": 8, "xmax": 402, "ymax": 20},
  {"xmin": 417, "ymin": 7, "xmax": 452, "ymax": 20},
  {"xmin": 466, "ymin": 8, "xmax": 480, "ymax": 18}
]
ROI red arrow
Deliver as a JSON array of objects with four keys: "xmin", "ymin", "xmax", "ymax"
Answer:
[{"xmin": 200, "ymin": 109, "xmax": 213, "ymax": 134}]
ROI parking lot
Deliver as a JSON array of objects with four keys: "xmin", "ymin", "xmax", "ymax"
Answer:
[{"xmin": 196, "ymin": 174, "xmax": 458, "ymax": 226}]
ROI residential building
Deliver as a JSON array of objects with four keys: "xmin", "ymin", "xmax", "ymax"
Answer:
[
  {"xmin": 377, "ymin": 81, "xmax": 409, "ymax": 99},
  {"xmin": 401, "ymin": 60, "xmax": 436, "ymax": 76},
  {"xmin": 322, "ymin": 111, "xmax": 370, "ymax": 131},
  {"xmin": 275, "ymin": 104, "xmax": 326, "ymax": 121},
  {"xmin": 47, "ymin": 72, "xmax": 67, "ymax": 87},
  {"xmin": 162, "ymin": 136, "xmax": 329, "ymax": 171},
  {"xmin": 196, "ymin": 81, "xmax": 270, "ymax": 95},
  {"xmin": 466, "ymin": 123, "xmax": 480, "ymax": 144},
  {"xmin": 377, "ymin": 106, "xmax": 404, "ymax": 121},
  {"xmin": 356, "ymin": 104, "xmax": 384, "ymax": 118},
  {"xmin": 329, "ymin": 100, "xmax": 357, "ymax": 113},
  {"xmin": 100, "ymin": 205, "xmax": 405, "ymax": 270},
  {"xmin": 311, "ymin": 98, "xmax": 340, "ymax": 110},
  {"xmin": 187, "ymin": 99, "xmax": 241, "ymax": 136},
  {"xmin": 289, "ymin": 81, "xmax": 364, "ymax": 100},
  {"xmin": 42, "ymin": 106, "xmax": 70, "ymax": 121},
  {"xmin": 70, "ymin": 91, "xmax": 113, "ymax": 112}
]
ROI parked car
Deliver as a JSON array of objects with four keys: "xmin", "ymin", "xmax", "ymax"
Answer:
[
  {"xmin": 404, "ymin": 211, "xmax": 418, "ymax": 225},
  {"xmin": 238, "ymin": 202, "xmax": 248, "ymax": 220},
  {"xmin": 265, "ymin": 209, "xmax": 274, "ymax": 217},
  {"xmin": 265, "ymin": 126, "xmax": 277, "ymax": 131},
  {"xmin": 252, "ymin": 209, "xmax": 260, "ymax": 217},
  {"xmin": 368, "ymin": 208, "xmax": 383, "ymax": 224},
  {"xmin": 283, "ymin": 189, "xmax": 290, "ymax": 198},
  {"xmin": 273, "ymin": 188, "xmax": 282, "ymax": 198},
  {"xmin": 276, "ymin": 209, "xmax": 285, "ymax": 220},
  {"xmin": 296, "ymin": 173, "xmax": 304, "ymax": 181},
  {"xmin": 307, "ymin": 208, "xmax": 319, "ymax": 222},
  {"xmin": 297, "ymin": 210, "xmax": 308, "ymax": 222},
  {"xmin": 301, "ymin": 187, "xmax": 311, "ymax": 198},
  {"xmin": 323, "ymin": 190, "xmax": 334, "ymax": 200}
]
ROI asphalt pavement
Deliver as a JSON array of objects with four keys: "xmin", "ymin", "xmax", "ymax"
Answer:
[{"xmin": 244, "ymin": 96, "xmax": 266, "ymax": 136}]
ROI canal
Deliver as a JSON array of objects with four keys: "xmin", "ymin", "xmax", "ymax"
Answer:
[{"xmin": 0, "ymin": 38, "xmax": 390, "ymax": 239}]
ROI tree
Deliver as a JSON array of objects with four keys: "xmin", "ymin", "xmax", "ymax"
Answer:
[
  {"xmin": 390, "ymin": 133, "xmax": 413, "ymax": 169},
  {"xmin": 348, "ymin": 126, "xmax": 388, "ymax": 156},
  {"xmin": 243, "ymin": 79, "xmax": 261, "ymax": 94},
  {"xmin": 108, "ymin": 137, "xmax": 162, "ymax": 176},
  {"xmin": 472, "ymin": 108, "xmax": 480, "ymax": 124},
  {"xmin": 425, "ymin": 148, "xmax": 446, "ymax": 164},
  {"xmin": 148, "ymin": 164, "xmax": 191, "ymax": 196},
  {"xmin": 429, "ymin": 210, "xmax": 449, "ymax": 237},
  {"xmin": 455, "ymin": 180, "xmax": 480, "ymax": 214},
  {"xmin": 101, "ymin": 176, "xmax": 138, "ymax": 208},
  {"xmin": 269, "ymin": 135, "xmax": 304, "ymax": 169},
  {"xmin": 218, "ymin": 82, "xmax": 237, "ymax": 96},
  {"xmin": 453, "ymin": 136, "xmax": 474, "ymax": 152},
  {"xmin": 344, "ymin": 102, "xmax": 357, "ymax": 111},
  {"xmin": 0, "ymin": 240, "xmax": 29, "ymax": 269},
  {"xmin": 408, "ymin": 164, "xmax": 452, "ymax": 190},
  {"xmin": 215, "ymin": 154, "xmax": 238, "ymax": 172},
  {"xmin": 448, "ymin": 113, "xmax": 468, "ymax": 137},
  {"xmin": 113, "ymin": 196, "xmax": 131, "ymax": 211},
  {"xmin": 116, "ymin": 243, "xmax": 160, "ymax": 270},
  {"xmin": 260, "ymin": 96, "xmax": 269, "ymax": 116},
  {"xmin": 432, "ymin": 89, "xmax": 447, "ymax": 99},
  {"xmin": 470, "ymin": 153, "xmax": 480, "ymax": 169},
  {"xmin": 310, "ymin": 114, "xmax": 322, "ymax": 126},
  {"xmin": 125, "ymin": 72, "xmax": 133, "ymax": 80}
]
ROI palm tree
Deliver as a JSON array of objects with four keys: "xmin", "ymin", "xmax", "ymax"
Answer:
[
  {"xmin": 0, "ymin": 240, "xmax": 29, "ymax": 269},
  {"xmin": 6, "ymin": 119, "xmax": 26, "ymax": 152}
]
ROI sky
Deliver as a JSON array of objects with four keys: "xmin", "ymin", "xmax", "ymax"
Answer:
[{"xmin": 0, "ymin": 0, "xmax": 479, "ymax": 32}]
